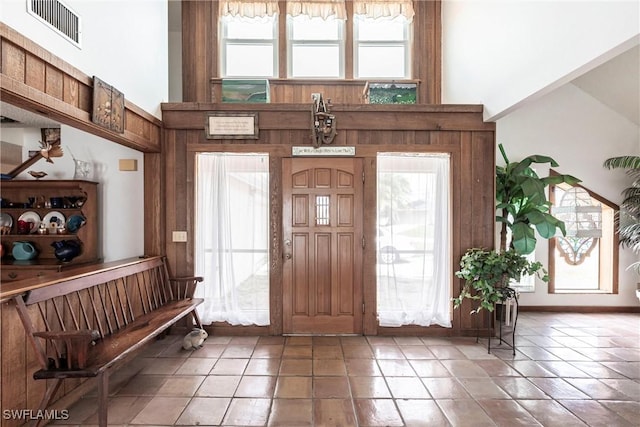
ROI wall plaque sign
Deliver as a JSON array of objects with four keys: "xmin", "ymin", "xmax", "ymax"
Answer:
[
  {"xmin": 292, "ymin": 146, "xmax": 356, "ymax": 157},
  {"xmin": 206, "ymin": 113, "xmax": 259, "ymax": 139}
]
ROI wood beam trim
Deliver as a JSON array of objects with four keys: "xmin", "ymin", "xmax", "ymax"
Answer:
[{"xmin": 1, "ymin": 23, "xmax": 162, "ymax": 152}]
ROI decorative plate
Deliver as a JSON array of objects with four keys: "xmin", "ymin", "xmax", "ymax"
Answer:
[
  {"xmin": 18, "ymin": 211, "xmax": 41, "ymax": 234},
  {"xmin": 42, "ymin": 211, "xmax": 66, "ymax": 233},
  {"xmin": 0, "ymin": 212, "xmax": 13, "ymax": 228},
  {"xmin": 0, "ymin": 213, "xmax": 13, "ymax": 234},
  {"xmin": 66, "ymin": 214, "xmax": 87, "ymax": 233}
]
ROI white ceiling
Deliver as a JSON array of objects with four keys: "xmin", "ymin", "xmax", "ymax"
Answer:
[
  {"xmin": 571, "ymin": 44, "xmax": 640, "ymax": 126},
  {"xmin": 0, "ymin": 101, "xmax": 59, "ymax": 129}
]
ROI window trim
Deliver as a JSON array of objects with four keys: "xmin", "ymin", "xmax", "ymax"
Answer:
[{"xmin": 548, "ymin": 170, "xmax": 619, "ymax": 294}]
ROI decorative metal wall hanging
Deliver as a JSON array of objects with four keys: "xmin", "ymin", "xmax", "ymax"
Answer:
[
  {"xmin": 92, "ymin": 76, "xmax": 125, "ymax": 133},
  {"xmin": 310, "ymin": 93, "xmax": 337, "ymax": 148}
]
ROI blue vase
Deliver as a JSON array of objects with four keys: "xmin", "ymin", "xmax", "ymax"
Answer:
[
  {"xmin": 12, "ymin": 241, "xmax": 38, "ymax": 260},
  {"xmin": 51, "ymin": 240, "xmax": 82, "ymax": 262}
]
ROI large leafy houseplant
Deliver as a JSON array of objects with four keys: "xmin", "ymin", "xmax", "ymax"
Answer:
[
  {"xmin": 496, "ymin": 144, "xmax": 581, "ymax": 254},
  {"xmin": 453, "ymin": 248, "xmax": 548, "ymax": 313},
  {"xmin": 603, "ymin": 155, "xmax": 640, "ymax": 273}
]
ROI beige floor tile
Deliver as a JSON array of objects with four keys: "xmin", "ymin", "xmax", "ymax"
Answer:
[
  {"xmin": 400, "ymin": 345, "xmax": 436, "ymax": 360},
  {"xmin": 345, "ymin": 358, "xmax": 382, "ymax": 376},
  {"xmin": 314, "ymin": 399, "xmax": 357, "ymax": 427},
  {"xmin": 235, "ymin": 375, "xmax": 277, "ymax": 398},
  {"xmin": 600, "ymin": 401, "xmax": 640, "ymax": 425},
  {"xmin": 268, "ymin": 398, "xmax": 313, "ymax": 426},
  {"xmin": 559, "ymin": 400, "xmax": 635, "ymax": 426},
  {"xmin": 313, "ymin": 345, "xmax": 344, "ymax": 359},
  {"xmin": 343, "ymin": 345, "xmax": 375, "ymax": 359},
  {"xmin": 564, "ymin": 377, "xmax": 632, "ymax": 400},
  {"xmin": 372, "ymin": 345, "xmax": 405, "ymax": 359},
  {"xmin": 458, "ymin": 377, "xmax": 512, "ymax": 399},
  {"xmin": 430, "ymin": 345, "xmax": 468, "ymax": 360},
  {"xmin": 349, "ymin": 376, "xmax": 391, "ymax": 398},
  {"xmin": 377, "ymin": 359, "xmax": 416, "ymax": 376},
  {"xmin": 517, "ymin": 399, "xmax": 587, "ymax": 426},
  {"xmin": 188, "ymin": 344, "xmax": 226, "ymax": 358},
  {"xmin": 436, "ymin": 399, "xmax": 496, "ymax": 426},
  {"xmin": 175, "ymin": 397, "xmax": 230, "ymax": 425},
  {"xmin": 386, "ymin": 376, "xmax": 430, "ymax": 398},
  {"xmin": 116, "ymin": 375, "xmax": 169, "ymax": 396},
  {"xmin": 282, "ymin": 345, "xmax": 313, "ymax": 358},
  {"xmin": 528, "ymin": 377, "xmax": 590, "ymax": 399},
  {"xmin": 196, "ymin": 375, "xmax": 241, "ymax": 397},
  {"xmin": 210, "ymin": 358, "xmax": 249, "ymax": 375},
  {"xmin": 354, "ymin": 399, "xmax": 404, "ymax": 426},
  {"xmin": 252, "ymin": 344, "xmax": 284, "ymax": 358},
  {"xmin": 223, "ymin": 398, "xmax": 271, "ymax": 426},
  {"xmin": 477, "ymin": 399, "xmax": 542, "ymax": 426},
  {"xmin": 245, "ymin": 358, "xmax": 281, "ymax": 375},
  {"xmin": 422, "ymin": 377, "xmax": 470, "ymax": 399},
  {"xmin": 174, "ymin": 357, "xmax": 217, "ymax": 375},
  {"xmin": 139, "ymin": 357, "xmax": 185, "ymax": 375},
  {"xmin": 314, "ymin": 358, "xmax": 347, "ymax": 376},
  {"xmin": 129, "ymin": 396, "xmax": 190, "ymax": 425},
  {"xmin": 313, "ymin": 376, "xmax": 351, "ymax": 398},
  {"xmin": 279, "ymin": 358, "xmax": 312, "ymax": 375},
  {"xmin": 396, "ymin": 399, "xmax": 450, "ymax": 427},
  {"xmin": 410, "ymin": 360, "xmax": 451, "ymax": 377},
  {"xmin": 274, "ymin": 376, "xmax": 312, "ymax": 398},
  {"xmin": 82, "ymin": 396, "xmax": 152, "ymax": 424},
  {"xmin": 492, "ymin": 377, "xmax": 549, "ymax": 400},
  {"xmin": 221, "ymin": 344, "xmax": 256, "ymax": 358},
  {"xmin": 440, "ymin": 359, "xmax": 490, "ymax": 378},
  {"xmin": 155, "ymin": 375, "xmax": 205, "ymax": 396}
]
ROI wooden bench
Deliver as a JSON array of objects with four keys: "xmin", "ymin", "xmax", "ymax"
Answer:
[{"xmin": 9, "ymin": 256, "xmax": 204, "ymax": 427}]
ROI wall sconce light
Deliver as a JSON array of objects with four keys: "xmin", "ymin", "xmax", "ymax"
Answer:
[{"xmin": 310, "ymin": 93, "xmax": 337, "ymax": 148}]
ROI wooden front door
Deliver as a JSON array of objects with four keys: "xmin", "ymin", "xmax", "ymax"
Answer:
[{"xmin": 282, "ymin": 158, "xmax": 363, "ymax": 334}]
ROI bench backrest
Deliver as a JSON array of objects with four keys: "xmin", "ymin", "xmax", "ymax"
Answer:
[{"xmin": 13, "ymin": 256, "xmax": 195, "ymax": 370}]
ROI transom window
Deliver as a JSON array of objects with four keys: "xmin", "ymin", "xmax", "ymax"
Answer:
[
  {"xmin": 288, "ymin": 15, "xmax": 344, "ymax": 78},
  {"xmin": 218, "ymin": 1, "xmax": 414, "ymax": 79},
  {"xmin": 354, "ymin": 15, "xmax": 411, "ymax": 79},
  {"xmin": 220, "ymin": 15, "xmax": 278, "ymax": 78}
]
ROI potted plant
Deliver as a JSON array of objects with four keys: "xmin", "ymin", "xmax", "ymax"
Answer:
[
  {"xmin": 454, "ymin": 144, "xmax": 578, "ymax": 313},
  {"xmin": 453, "ymin": 248, "xmax": 548, "ymax": 313},
  {"xmin": 496, "ymin": 143, "xmax": 580, "ymax": 253},
  {"xmin": 603, "ymin": 155, "xmax": 640, "ymax": 274}
]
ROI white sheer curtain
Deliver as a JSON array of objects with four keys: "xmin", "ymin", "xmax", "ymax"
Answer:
[
  {"xmin": 219, "ymin": 1, "xmax": 279, "ymax": 18},
  {"xmin": 376, "ymin": 153, "xmax": 451, "ymax": 327},
  {"xmin": 194, "ymin": 153, "xmax": 270, "ymax": 326},
  {"xmin": 353, "ymin": 0, "xmax": 415, "ymax": 21},
  {"xmin": 287, "ymin": 0, "xmax": 347, "ymax": 20}
]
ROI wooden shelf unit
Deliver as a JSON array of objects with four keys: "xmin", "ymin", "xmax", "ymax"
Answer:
[{"xmin": 1, "ymin": 180, "xmax": 99, "ymax": 280}]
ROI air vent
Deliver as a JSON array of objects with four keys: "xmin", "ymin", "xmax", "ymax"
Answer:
[{"xmin": 27, "ymin": 0, "xmax": 81, "ymax": 47}]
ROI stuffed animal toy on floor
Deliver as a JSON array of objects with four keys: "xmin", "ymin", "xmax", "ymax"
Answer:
[{"xmin": 182, "ymin": 328, "xmax": 208, "ymax": 350}]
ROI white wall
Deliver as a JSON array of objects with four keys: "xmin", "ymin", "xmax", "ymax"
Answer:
[
  {"xmin": 0, "ymin": 0, "xmax": 168, "ymax": 118},
  {"xmin": 442, "ymin": 0, "xmax": 640, "ymax": 121},
  {"xmin": 497, "ymin": 83, "xmax": 640, "ymax": 307},
  {"xmin": 10, "ymin": 125, "xmax": 145, "ymax": 262}
]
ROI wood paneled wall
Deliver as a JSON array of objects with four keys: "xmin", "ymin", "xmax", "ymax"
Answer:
[
  {"xmin": 0, "ymin": 23, "xmax": 162, "ymax": 153},
  {"xmin": 182, "ymin": 0, "xmax": 441, "ymax": 104},
  {"xmin": 161, "ymin": 102, "xmax": 496, "ymax": 336}
]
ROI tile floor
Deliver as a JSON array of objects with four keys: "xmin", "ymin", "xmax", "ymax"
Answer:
[{"xmin": 55, "ymin": 312, "xmax": 639, "ymax": 426}]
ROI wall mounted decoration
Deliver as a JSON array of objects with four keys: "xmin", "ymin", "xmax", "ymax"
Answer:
[
  {"xmin": 310, "ymin": 93, "xmax": 337, "ymax": 147},
  {"xmin": 206, "ymin": 112, "xmax": 259, "ymax": 139},
  {"xmin": 92, "ymin": 76, "xmax": 125, "ymax": 133}
]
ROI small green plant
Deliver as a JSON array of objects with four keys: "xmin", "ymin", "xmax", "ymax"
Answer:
[{"xmin": 453, "ymin": 248, "xmax": 548, "ymax": 314}]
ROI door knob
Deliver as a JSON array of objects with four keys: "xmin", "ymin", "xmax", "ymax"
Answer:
[{"xmin": 285, "ymin": 253, "xmax": 292, "ymax": 260}]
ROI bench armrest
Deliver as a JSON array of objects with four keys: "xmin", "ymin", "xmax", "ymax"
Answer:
[
  {"xmin": 33, "ymin": 329, "xmax": 100, "ymax": 369},
  {"xmin": 169, "ymin": 276, "xmax": 204, "ymax": 299}
]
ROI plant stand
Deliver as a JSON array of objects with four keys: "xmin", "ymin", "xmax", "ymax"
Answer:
[{"xmin": 476, "ymin": 287, "xmax": 519, "ymax": 355}]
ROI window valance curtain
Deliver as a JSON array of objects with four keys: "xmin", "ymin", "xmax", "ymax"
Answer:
[
  {"xmin": 353, "ymin": 0, "xmax": 415, "ymax": 21},
  {"xmin": 287, "ymin": 0, "xmax": 347, "ymax": 20},
  {"xmin": 219, "ymin": 1, "xmax": 279, "ymax": 18}
]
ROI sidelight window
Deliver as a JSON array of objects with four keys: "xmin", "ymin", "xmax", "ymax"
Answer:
[
  {"xmin": 376, "ymin": 153, "xmax": 451, "ymax": 327},
  {"xmin": 194, "ymin": 153, "xmax": 270, "ymax": 325}
]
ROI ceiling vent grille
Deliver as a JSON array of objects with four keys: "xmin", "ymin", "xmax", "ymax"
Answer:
[{"xmin": 27, "ymin": 0, "xmax": 81, "ymax": 47}]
